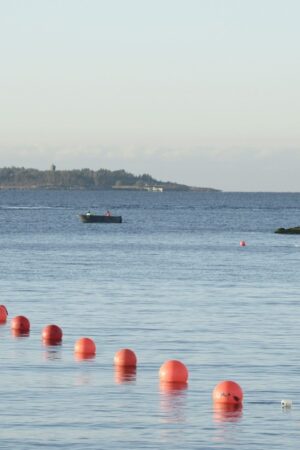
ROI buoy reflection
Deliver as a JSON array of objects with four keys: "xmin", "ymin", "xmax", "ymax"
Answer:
[
  {"xmin": 42, "ymin": 339, "xmax": 62, "ymax": 347},
  {"xmin": 114, "ymin": 365, "xmax": 136, "ymax": 384},
  {"xmin": 160, "ymin": 381, "xmax": 188, "ymax": 394},
  {"xmin": 160, "ymin": 382, "xmax": 188, "ymax": 423},
  {"xmin": 74, "ymin": 353, "xmax": 96, "ymax": 362},
  {"xmin": 213, "ymin": 402, "xmax": 243, "ymax": 423},
  {"xmin": 11, "ymin": 329, "xmax": 30, "ymax": 338},
  {"xmin": 43, "ymin": 343, "xmax": 62, "ymax": 361}
]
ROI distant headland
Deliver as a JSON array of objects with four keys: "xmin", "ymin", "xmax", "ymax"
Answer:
[{"xmin": 0, "ymin": 166, "xmax": 221, "ymax": 192}]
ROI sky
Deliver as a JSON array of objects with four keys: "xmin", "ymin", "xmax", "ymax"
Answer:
[{"xmin": 0, "ymin": 0, "xmax": 299, "ymax": 191}]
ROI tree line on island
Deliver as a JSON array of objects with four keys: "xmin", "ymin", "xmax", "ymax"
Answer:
[{"xmin": 0, "ymin": 166, "xmax": 220, "ymax": 192}]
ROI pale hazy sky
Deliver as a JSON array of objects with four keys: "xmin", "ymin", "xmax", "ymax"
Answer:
[{"xmin": 1, "ymin": 0, "xmax": 299, "ymax": 191}]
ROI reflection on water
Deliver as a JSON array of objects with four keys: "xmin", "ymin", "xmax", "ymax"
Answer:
[
  {"xmin": 74, "ymin": 353, "xmax": 96, "ymax": 362},
  {"xmin": 11, "ymin": 329, "xmax": 30, "ymax": 338},
  {"xmin": 114, "ymin": 366, "xmax": 136, "ymax": 384},
  {"xmin": 213, "ymin": 402, "xmax": 243, "ymax": 444},
  {"xmin": 43, "ymin": 344, "xmax": 62, "ymax": 361},
  {"xmin": 42, "ymin": 339, "xmax": 62, "ymax": 347},
  {"xmin": 160, "ymin": 382, "xmax": 188, "ymax": 424},
  {"xmin": 74, "ymin": 372, "xmax": 93, "ymax": 386},
  {"xmin": 281, "ymin": 406, "xmax": 293, "ymax": 415},
  {"xmin": 213, "ymin": 402, "xmax": 243, "ymax": 423}
]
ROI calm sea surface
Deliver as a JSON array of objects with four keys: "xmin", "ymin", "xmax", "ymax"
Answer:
[{"xmin": 0, "ymin": 190, "xmax": 299, "ymax": 449}]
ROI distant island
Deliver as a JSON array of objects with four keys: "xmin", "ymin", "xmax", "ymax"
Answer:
[{"xmin": 0, "ymin": 166, "xmax": 220, "ymax": 192}]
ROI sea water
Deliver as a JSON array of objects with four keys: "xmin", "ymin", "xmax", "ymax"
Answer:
[{"xmin": 0, "ymin": 190, "xmax": 299, "ymax": 449}]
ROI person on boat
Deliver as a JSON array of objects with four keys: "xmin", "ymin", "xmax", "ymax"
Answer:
[
  {"xmin": 86, "ymin": 210, "xmax": 91, "ymax": 216},
  {"xmin": 105, "ymin": 210, "xmax": 112, "ymax": 216}
]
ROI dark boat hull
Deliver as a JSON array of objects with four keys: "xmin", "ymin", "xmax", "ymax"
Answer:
[
  {"xmin": 80, "ymin": 215, "xmax": 122, "ymax": 223},
  {"xmin": 275, "ymin": 226, "xmax": 300, "ymax": 234}
]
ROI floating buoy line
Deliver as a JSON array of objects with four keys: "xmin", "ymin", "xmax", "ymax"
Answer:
[{"xmin": 0, "ymin": 305, "xmax": 293, "ymax": 410}]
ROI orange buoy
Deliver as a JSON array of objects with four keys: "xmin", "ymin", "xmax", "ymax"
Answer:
[
  {"xmin": 159, "ymin": 360, "xmax": 188, "ymax": 383},
  {"xmin": 212, "ymin": 380, "xmax": 243, "ymax": 405},
  {"xmin": 0, "ymin": 305, "xmax": 8, "ymax": 323},
  {"xmin": 74, "ymin": 337, "xmax": 96, "ymax": 355},
  {"xmin": 42, "ymin": 324, "xmax": 63, "ymax": 344},
  {"xmin": 114, "ymin": 348, "xmax": 137, "ymax": 367},
  {"xmin": 11, "ymin": 315, "xmax": 30, "ymax": 333},
  {"xmin": 240, "ymin": 240, "xmax": 246, "ymax": 247}
]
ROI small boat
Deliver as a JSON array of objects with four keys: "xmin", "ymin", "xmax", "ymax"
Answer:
[
  {"xmin": 275, "ymin": 226, "xmax": 300, "ymax": 234},
  {"xmin": 80, "ymin": 213, "xmax": 122, "ymax": 223}
]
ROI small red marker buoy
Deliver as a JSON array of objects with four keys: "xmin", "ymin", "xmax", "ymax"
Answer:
[
  {"xmin": 74, "ymin": 337, "xmax": 96, "ymax": 355},
  {"xmin": 114, "ymin": 348, "xmax": 137, "ymax": 367},
  {"xmin": 212, "ymin": 380, "xmax": 243, "ymax": 405},
  {"xmin": 42, "ymin": 324, "xmax": 63, "ymax": 344},
  {"xmin": 240, "ymin": 241, "xmax": 246, "ymax": 247},
  {"xmin": 159, "ymin": 360, "xmax": 188, "ymax": 383},
  {"xmin": 0, "ymin": 305, "xmax": 8, "ymax": 323},
  {"xmin": 11, "ymin": 315, "xmax": 30, "ymax": 333}
]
